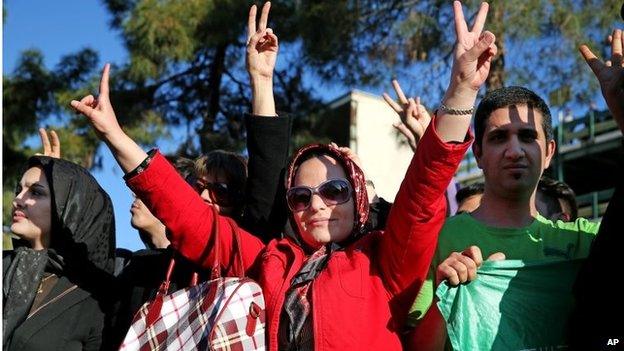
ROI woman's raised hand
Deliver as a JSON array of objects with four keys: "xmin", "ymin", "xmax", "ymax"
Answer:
[
  {"xmin": 436, "ymin": 1, "xmax": 497, "ymax": 143},
  {"xmin": 246, "ymin": 2, "xmax": 278, "ymax": 81},
  {"xmin": 70, "ymin": 63, "xmax": 147, "ymax": 173},
  {"xmin": 70, "ymin": 63, "xmax": 122, "ymax": 140},
  {"xmin": 35, "ymin": 128, "xmax": 61, "ymax": 158},
  {"xmin": 246, "ymin": 2, "xmax": 278, "ymax": 116},
  {"xmin": 447, "ymin": 1, "xmax": 497, "ymax": 94}
]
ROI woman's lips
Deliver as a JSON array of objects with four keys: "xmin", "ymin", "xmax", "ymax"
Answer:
[
  {"xmin": 306, "ymin": 218, "xmax": 334, "ymax": 226},
  {"xmin": 12, "ymin": 210, "xmax": 26, "ymax": 222}
]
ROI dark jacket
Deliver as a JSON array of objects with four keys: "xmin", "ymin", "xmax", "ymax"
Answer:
[
  {"xmin": 3, "ymin": 156, "xmax": 116, "ymax": 351},
  {"xmin": 3, "ymin": 254, "xmax": 106, "ymax": 351},
  {"xmin": 239, "ymin": 113, "xmax": 292, "ymax": 242},
  {"xmin": 570, "ymin": 165, "xmax": 624, "ymax": 349}
]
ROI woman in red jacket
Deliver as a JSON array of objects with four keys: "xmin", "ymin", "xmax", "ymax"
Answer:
[{"xmin": 72, "ymin": 2, "xmax": 495, "ymax": 349}]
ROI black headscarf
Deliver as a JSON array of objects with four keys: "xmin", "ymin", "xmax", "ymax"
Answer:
[{"xmin": 3, "ymin": 156, "xmax": 116, "ymax": 345}]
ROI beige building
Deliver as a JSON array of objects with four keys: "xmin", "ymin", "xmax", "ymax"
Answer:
[{"xmin": 323, "ymin": 90, "xmax": 415, "ymax": 201}]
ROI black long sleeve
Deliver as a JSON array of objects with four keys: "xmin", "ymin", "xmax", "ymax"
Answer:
[{"xmin": 240, "ymin": 114, "xmax": 292, "ymax": 243}]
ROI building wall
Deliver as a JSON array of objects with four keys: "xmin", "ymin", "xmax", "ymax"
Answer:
[{"xmin": 347, "ymin": 91, "xmax": 414, "ymax": 202}]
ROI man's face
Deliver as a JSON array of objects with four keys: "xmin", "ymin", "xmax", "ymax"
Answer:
[{"xmin": 474, "ymin": 104, "xmax": 556, "ymax": 200}]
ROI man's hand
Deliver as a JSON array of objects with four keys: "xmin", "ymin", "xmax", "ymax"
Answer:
[
  {"xmin": 580, "ymin": 29, "xmax": 624, "ymax": 132},
  {"xmin": 70, "ymin": 63, "xmax": 123, "ymax": 139},
  {"xmin": 436, "ymin": 245, "xmax": 505, "ymax": 286},
  {"xmin": 35, "ymin": 128, "xmax": 61, "ymax": 158},
  {"xmin": 382, "ymin": 79, "xmax": 431, "ymax": 152}
]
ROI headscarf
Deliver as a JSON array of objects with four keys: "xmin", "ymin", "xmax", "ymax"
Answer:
[
  {"xmin": 285, "ymin": 143, "xmax": 369, "ymax": 250},
  {"xmin": 280, "ymin": 144, "xmax": 369, "ymax": 349},
  {"xmin": 3, "ymin": 156, "xmax": 116, "ymax": 345}
]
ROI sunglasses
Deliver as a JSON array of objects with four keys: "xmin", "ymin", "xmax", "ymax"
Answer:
[
  {"xmin": 192, "ymin": 179, "xmax": 239, "ymax": 207},
  {"xmin": 286, "ymin": 178, "xmax": 352, "ymax": 212}
]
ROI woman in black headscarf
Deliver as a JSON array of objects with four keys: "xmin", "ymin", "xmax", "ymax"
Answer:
[{"xmin": 3, "ymin": 156, "xmax": 116, "ymax": 351}]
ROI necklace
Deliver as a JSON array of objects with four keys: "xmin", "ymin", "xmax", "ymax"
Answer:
[{"xmin": 37, "ymin": 274, "xmax": 55, "ymax": 294}]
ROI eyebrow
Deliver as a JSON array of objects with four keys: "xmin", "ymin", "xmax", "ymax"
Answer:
[
  {"xmin": 518, "ymin": 127, "xmax": 538, "ymax": 134},
  {"xmin": 26, "ymin": 182, "xmax": 48, "ymax": 191},
  {"xmin": 486, "ymin": 129, "xmax": 507, "ymax": 136}
]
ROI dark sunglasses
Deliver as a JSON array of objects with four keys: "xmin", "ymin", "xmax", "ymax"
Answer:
[
  {"xmin": 192, "ymin": 179, "xmax": 239, "ymax": 207},
  {"xmin": 286, "ymin": 178, "xmax": 352, "ymax": 212}
]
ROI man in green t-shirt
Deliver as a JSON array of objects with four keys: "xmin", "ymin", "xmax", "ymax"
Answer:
[{"xmin": 406, "ymin": 27, "xmax": 624, "ymax": 347}]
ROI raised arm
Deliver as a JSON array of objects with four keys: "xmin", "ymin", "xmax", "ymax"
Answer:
[
  {"xmin": 241, "ymin": 2, "xmax": 291, "ymax": 241},
  {"xmin": 70, "ymin": 64, "xmax": 147, "ymax": 173},
  {"xmin": 71, "ymin": 65, "xmax": 264, "ymax": 273},
  {"xmin": 247, "ymin": 1, "xmax": 278, "ymax": 116},
  {"xmin": 377, "ymin": 1, "xmax": 493, "ymax": 318},
  {"xmin": 436, "ymin": 1, "xmax": 497, "ymax": 142},
  {"xmin": 579, "ymin": 29, "xmax": 624, "ymax": 132}
]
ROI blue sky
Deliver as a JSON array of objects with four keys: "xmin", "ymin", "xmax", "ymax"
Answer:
[
  {"xmin": 5, "ymin": 0, "xmax": 145, "ymax": 250},
  {"xmin": 4, "ymin": 1, "xmax": 615, "ymax": 249},
  {"xmin": 2, "ymin": 0, "xmax": 348, "ymax": 251},
  {"xmin": 4, "ymin": 0, "xmax": 361, "ymax": 251}
]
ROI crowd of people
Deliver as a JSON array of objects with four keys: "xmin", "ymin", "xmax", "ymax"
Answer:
[{"xmin": 4, "ymin": 1, "xmax": 624, "ymax": 350}]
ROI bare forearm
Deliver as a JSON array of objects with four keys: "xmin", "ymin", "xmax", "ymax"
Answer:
[
  {"xmin": 103, "ymin": 130, "xmax": 149, "ymax": 174},
  {"xmin": 251, "ymin": 77, "xmax": 276, "ymax": 116},
  {"xmin": 435, "ymin": 86, "xmax": 478, "ymax": 143}
]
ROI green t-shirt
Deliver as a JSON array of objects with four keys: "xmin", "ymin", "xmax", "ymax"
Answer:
[{"xmin": 407, "ymin": 213, "xmax": 599, "ymax": 325}]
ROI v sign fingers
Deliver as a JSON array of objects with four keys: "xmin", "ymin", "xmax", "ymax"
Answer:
[
  {"xmin": 48, "ymin": 130, "xmax": 61, "ymax": 158},
  {"xmin": 246, "ymin": 2, "xmax": 278, "ymax": 81},
  {"xmin": 247, "ymin": 4, "xmax": 257, "ymax": 43},
  {"xmin": 37, "ymin": 128, "xmax": 61, "ymax": 158},
  {"xmin": 258, "ymin": 1, "xmax": 270, "ymax": 32}
]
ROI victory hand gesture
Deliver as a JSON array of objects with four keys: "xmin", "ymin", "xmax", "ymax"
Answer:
[
  {"xmin": 70, "ymin": 63, "xmax": 122, "ymax": 139},
  {"xmin": 580, "ymin": 29, "xmax": 624, "ymax": 132},
  {"xmin": 35, "ymin": 128, "xmax": 61, "ymax": 158},
  {"xmin": 448, "ymin": 1, "xmax": 497, "ymax": 93},
  {"xmin": 383, "ymin": 80, "xmax": 431, "ymax": 151},
  {"xmin": 246, "ymin": 2, "xmax": 278, "ymax": 81}
]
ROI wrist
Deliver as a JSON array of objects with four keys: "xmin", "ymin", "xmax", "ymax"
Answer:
[
  {"xmin": 442, "ymin": 85, "xmax": 478, "ymax": 109},
  {"xmin": 102, "ymin": 127, "xmax": 127, "ymax": 145},
  {"xmin": 250, "ymin": 74, "xmax": 273, "ymax": 86}
]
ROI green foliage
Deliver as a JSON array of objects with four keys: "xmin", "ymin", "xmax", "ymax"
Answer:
[
  {"xmin": 4, "ymin": 0, "xmax": 620, "ymax": 226},
  {"xmin": 2, "ymin": 47, "xmax": 164, "ymax": 224}
]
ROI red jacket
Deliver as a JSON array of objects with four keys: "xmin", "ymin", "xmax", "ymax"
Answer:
[{"xmin": 127, "ymin": 123, "xmax": 471, "ymax": 350}]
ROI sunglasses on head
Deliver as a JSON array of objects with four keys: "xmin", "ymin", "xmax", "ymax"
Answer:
[
  {"xmin": 192, "ymin": 179, "xmax": 238, "ymax": 207},
  {"xmin": 286, "ymin": 178, "xmax": 352, "ymax": 212}
]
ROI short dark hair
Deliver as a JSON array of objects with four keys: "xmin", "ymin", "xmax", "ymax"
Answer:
[
  {"xmin": 537, "ymin": 176, "xmax": 578, "ymax": 220},
  {"xmin": 194, "ymin": 150, "xmax": 247, "ymax": 214},
  {"xmin": 474, "ymin": 86, "xmax": 552, "ymax": 147},
  {"xmin": 455, "ymin": 182, "xmax": 485, "ymax": 204},
  {"xmin": 164, "ymin": 155, "xmax": 196, "ymax": 183}
]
